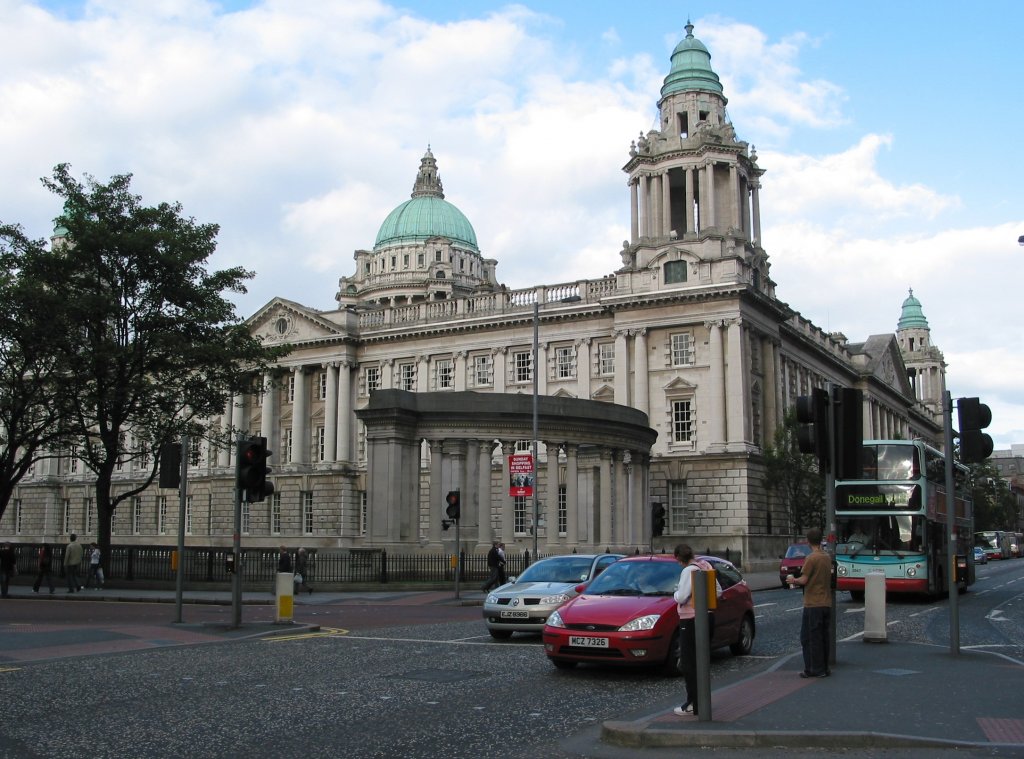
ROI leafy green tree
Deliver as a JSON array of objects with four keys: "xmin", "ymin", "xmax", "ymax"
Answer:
[
  {"xmin": 0, "ymin": 224, "xmax": 77, "ymax": 519},
  {"xmin": 764, "ymin": 410, "xmax": 825, "ymax": 535},
  {"xmin": 970, "ymin": 461, "xmax": 1017, "ymax": 531},
  {"xmin": 32, "ymin": 164, "xmax": 288, "ymax": 565}
]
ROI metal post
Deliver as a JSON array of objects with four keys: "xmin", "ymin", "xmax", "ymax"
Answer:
[
  {"xmin": 232, "ymin": 433, "xmax": 243, "ymax": 629},
  {"xmin": 454, "ymin": 518, "xmax": 461, "ymax": 600},
  {"xmin": 944, "ymin": 390, "xmax": 960, "ymax": 654},
  {"xmin": 826, "ymin": 385, "xmax": 837, "ymax": 667},
  {"xmin": 693, "ymin": 570, "xmax": 712, "ymax": 722},
  {"xmin": 532, "ymin": 301, "xmax": 539, "ymax": 560},
  {"xmin": 174, "ymin": 434, "xmax": 188, "ymax": 624}
]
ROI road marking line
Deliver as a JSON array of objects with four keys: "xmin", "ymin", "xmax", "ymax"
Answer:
[
  {"xmin": 265, "ymin": 627, "xmax": 349, "ymax": 642},
  {"xmin": 0, "ymin": 666, "xmax": 22, "ymax": 673}
]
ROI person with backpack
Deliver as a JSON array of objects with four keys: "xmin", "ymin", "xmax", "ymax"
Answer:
[{"xmin": 33, "ymin": 544, "xmax": 56, "ymax": 594}]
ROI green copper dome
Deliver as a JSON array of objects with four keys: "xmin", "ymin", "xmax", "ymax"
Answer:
[
  {"xmin": 898, "ymin": 288, "xmax": 929, "ymax": 330},
  {"xmin": 375, "ymin": 148, "xmax": 479, "ymax": 252},
  {"xmin": 660, "ymin": 21, "xmax": 724, "ymax": 98}
]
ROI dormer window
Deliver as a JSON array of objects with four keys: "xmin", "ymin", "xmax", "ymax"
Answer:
[{"xmin": 664, "ymin": 260, "xmax": 687, "ymax": 284}]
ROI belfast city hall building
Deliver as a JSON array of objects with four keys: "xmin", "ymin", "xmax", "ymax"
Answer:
[{"xmin": 5, "ymin": 24, "xmax": 947, "ymax": 568}]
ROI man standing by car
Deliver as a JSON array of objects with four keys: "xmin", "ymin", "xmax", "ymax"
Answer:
[
  {"xmin": 787, "ymin": 527, "xmax": 831, "ymax": 678},
  {"xmin": 482, "ymin": 541, "xmax": 504, "ymax": 592}
]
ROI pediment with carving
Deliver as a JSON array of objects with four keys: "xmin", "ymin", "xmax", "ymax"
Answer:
[{"xmin": 248, "ymin": 298, "xmax": 344, "ymax": 344}]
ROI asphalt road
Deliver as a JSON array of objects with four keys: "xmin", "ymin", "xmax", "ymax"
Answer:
[{"xmin": 1, "ymin": 560, "xmax": 1022, "ymax": 759}]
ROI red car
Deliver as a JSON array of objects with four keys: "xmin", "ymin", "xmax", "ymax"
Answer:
[
  {"xmin": 542, "ymin": 554, "xmax": 755, "ymax": 675},
  {"xmin": 778, "ymin": 541, "xmax": 812, "ymax": 588}
]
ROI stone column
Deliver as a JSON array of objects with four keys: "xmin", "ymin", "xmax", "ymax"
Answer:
[
  {"xmin": 537, "ymin": 343, "xmax": 548, "ymax": 396},
  {"xmin": 337, "ymin": 359, "xmax": 353, "ymax": 463},
  {"xmin": 417, "ymin": 355, "xmax": 429, "ymax": 392},
  {"xmin": 630, "ymin": 178, "xmax": 639, "ymax": 244},
  {"xmin": 477, "ymin": 439, "xmax": 493, "ymax": 548},
  {"xmin": 454, "ymin": 351, "xmax": 467, "ymax": 392},
  {"xmin": 565, "ymin": 444, "xmax": 579, "ymax": 547},
  {"xmin": 218, "ymin": 397, "xmax": 232, "ymax": 467},
  {"xmin": 685, "ymin": 167, "xmax": 695, "ymax": 234},
  {"xmin": 545, "ymin": 442, "xmax": 560, "ymax": 548},
  {"xmin": 259, "ymin": 372, "xmax": 275, "ymax": 443},
  {"xmin": 633, "ymin": 328, "xmax": 649, "ymax": 417},
  {"xmin": 662, "ymin": 171, "xmax": 672, "ymax": 237},
  {"xmin": 706, "ymin": 321, "xmax": 726, "ymax": 449},
  {"xmin": 639, "ymin": 174, "xmax": 650, "ymax": 238},
  {"xmin": 382, "ymin": 358, "xmax": 394, "ymax": 390},
  {"xmin": 704, "ymin": 162, "xmax": 716, "ymax": 229},
  {"xmin": 613, "ymin": 452, "xmax": 627, "ymax": 546},
  {"xmin": 729, "ymin": 164, "xmax": 739, "ymax": 231},
  {"xmin": 614, "ymin": 330, "xmax": 629, "ymax": 406},
  {"xmin": 576, "ymin": 338, "xmax": 591, "ymax": 400},
  {"xmin": 761, "ymin": 337, "xmax": 777, "ymax": 449},
  {"xmin": 751, "ymin": 182, "xmax": 762, "ymax": 242},
  {"xmin": 599, "ymin": 448, "xmax": 613, "ymax": 548},
  {"xmin": 428, "ymin": 439, "xmax": 444, "ymax": 546},
  {"xmin": 323, "ymin": 363, "xmax": 338, "ymax": 462},
  {"xmin": 726, "ymin": 320, "xmax": 747, "ymax": 447},
  {"xmin": 631, "ymin": 453, "xmax": 646, "ymax": 548},
  {"xmin": 493, "ymin": 348, "xmax": 507, "ymax": 393},
  {"xmin": 290, "ymin": 366, "xmax": 308, "ymax": 465},
  {"xmin": 500, "ymin": 440, "xmax": 516, "ymax": 541}
]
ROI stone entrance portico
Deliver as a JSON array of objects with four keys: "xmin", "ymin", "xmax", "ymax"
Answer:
[{"xmin": 355, "ymin": 390, "xmax": 658, "ymax": 552}]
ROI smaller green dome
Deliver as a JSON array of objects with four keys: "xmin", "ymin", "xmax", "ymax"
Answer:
[
  {"xmin": 898, "ymin": 288, "xmax": 929, "ymax": 330},
  {"xmin": 660, "ymin": 21, "xmax": 724, "ymax": 98}
]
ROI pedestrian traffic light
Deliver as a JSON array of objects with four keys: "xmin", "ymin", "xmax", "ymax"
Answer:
[
  {"xmin": 796, "ymin": 388, "xmax": 830, "ymax": 468},
  {"xmin": 445, "ymin": 490, "xmax": 461, "ymax": 521},
  {"xmin": 957, "ymin": 397, "xmax": 993, "ymax": 463},
  {"xmin": 236, "ymin": 437, "xmax": 274, "ymax": 503},
  {"xmin": 833, "ymin": 387, "xmax": 864, "ymax": 480},
  {"xmin": 651, "ymin": 503, "xmax": 666, "ymax": 538}
]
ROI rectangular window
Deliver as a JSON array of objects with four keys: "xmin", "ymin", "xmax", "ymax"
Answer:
[
  {"xmin": 284, "ymin": 429, "xmax": 293, "ymax": 464},
  {"xmin": 185, "ymin": 495, "xmax": 193, "ymax": 535},
  {"xmin": 288, "ymin": 375, "xmax": 296, "ymax": 403},
  {"xmin": 317, "ymin": 426, "xmax": 326, "ymax": 462},
  {"xmin": 472, "ymin": 354, "xmax": 493, "ymax": 387},
  {"xmin": 302, "ymin": 492, "xmax": 314, "ymax": 535},
  {"xmin": 668, "ymin": 481, "xmax": 687, "ymax": 533},
  {"xmin": 558, "ymin": 486, "xmax": 567, "ymax": 535},
  {"xmin": 362, "ymin": 365, "xmax": 380, "ymax": 396},
  {"xmin": 69, "ymin": 447, "xmax": 79, "ymax": 474},
  {"xmin": 359, "ymin": 491, "xmax": 367, "ymax": 536},
  {"xmin": 417, "ymin": 252, "xmax": 424, "ymax": 267},
  {"xmin": 14, "ymin": 499, "xmax": 22, "ymax": 535},
  {"xmin": 513, "ymin": 351, "xmax": 532, "ymax": 384},
  {"xmin": 671, "ymin": 332, "xmax": 695, "ymax": 367},
  {"xmin": 435, "ymin": 358, "xmax": 454, "ymax": 390},
  {"xmin": 84, "ymin": 498, "xmax": 93, "ymax": 533},
  {"xmin": 555, "ymin": 345, "xmax": 575, "ymax": 379},
  {"xmin": 399, "ymin": 362, "xmax": 416, "ymax": 391},
  {"xmin": 241, "ymin": 500, "xmax": 250, "ymax": 535},
  {"xmin": 513, "ymin": 496, "xmax": 528, "ymax": 535},
  {"xmin": 133, "ymin": 497, "xmax": 142, "ymax": 535},
  {"xmin": 318, "ymin": 371, "xmax": 328, "ymax": 400},
  {"xmin": 158, "ymin": 496, "xmax": 167, "ymax": 535},
  {"xmin": 598, "ymin": 343, "xmax": 615, "ymax": 375},
  {"xmin": 63, "ymin": 499, "xmax": 71, "ymax": 534},
  {"xmin": 664, "ymin": 260, "xmax": 687, "ymax": 284},
  {"xmin": 271, "ymin": 494, "xmax": 282, "ymax": 535},
  {"xmin": 190, "ymin": 438, "xmax": 201, "ymax": 467},
  {"xmin": 672, "ymin": 399, "xmax": 694, "ymax": 442}
]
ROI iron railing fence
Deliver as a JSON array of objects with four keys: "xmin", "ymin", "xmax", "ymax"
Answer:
[{"xmin": 5, "ymin": 543, "xmax": 552, "ymax": 587}]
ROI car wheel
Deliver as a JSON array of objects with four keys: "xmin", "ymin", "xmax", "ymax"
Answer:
[
  {"xmin": 850, "ymin": 590, "xmax": 864, "ymax": 602},
  {"xmin": 551, "ymin": 658, "xmax": 577, "ymax": 670},
  {"xmin": 488, "ymin": 628, "xmax": 513, "ymax": 640},
  {"xmin": 663, "ymin": 629, "xmax": 683, "ymax": 677},
  {"xmin": 780, "ymin": 580, "xmax": 788, "ymax": 589},
  {"xmin": 729, "ymin": 614, "xmax": 755, "ymax": 656}
]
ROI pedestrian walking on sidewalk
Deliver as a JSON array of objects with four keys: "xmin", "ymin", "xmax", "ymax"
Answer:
[
  {"xmin": 274, "ymin": 545, "xmax": 292, "ymax": 595},
  {"xmin": 85, "ymin": 543, "xmax": 104, "ymax": 589},
  {"xmin": 481, "ymin": 541, "xmax": 505, "ymax": 592},
  {"xmin": 787, "ymin": 526, "xmax": 832, "ymax": 678},
  {"xmin": 33, "ymin": 544, "xmax": 56, "ymax": 594},
  {"xmin": 64, "ymin": 534, "xmax": 84, "ymax": 593},
  {"xmin": 671, "ymin": 544, "xmax": 720, "ymax": 717},
  {"xmin": 0, "ymin": 542, "xmax": 17, "ymax": 598},
  {"xmin": 294, "ymin": 547, "xmax": 313, "ymax": 595}
]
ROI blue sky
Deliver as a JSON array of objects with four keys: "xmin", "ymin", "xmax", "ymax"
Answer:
[{"xmin": 4, "ymin": 1, "xmax": 1022, "ymax": 446}]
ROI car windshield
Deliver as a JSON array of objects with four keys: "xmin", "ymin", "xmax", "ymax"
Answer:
[
  {"xmin": 516, "ymin": 556, "xmax": 599, "ymax": 584},
  {"xmin": 583, "ymin": 560, "xmax": 679, "ymax": 596},
  {"xmin": 785, "ymin": 544, "xmax": 811, "ymax": 559}
]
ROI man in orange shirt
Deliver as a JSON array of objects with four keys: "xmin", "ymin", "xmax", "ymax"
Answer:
[{"xmin": 787, "ymin": 527, "xmax": 832, "ymax": 677}]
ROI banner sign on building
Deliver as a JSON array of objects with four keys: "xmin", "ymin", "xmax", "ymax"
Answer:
[{"xmin": 508, "ymin": 454, "xmax": 535, "ymax": 497}]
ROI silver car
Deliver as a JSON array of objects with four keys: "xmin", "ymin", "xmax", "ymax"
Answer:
[{"xmin": 483, "ymin": 553, "xmax": 623, "ymax": 639}]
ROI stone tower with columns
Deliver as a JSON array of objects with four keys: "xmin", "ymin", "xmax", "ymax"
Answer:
[{"xmin": 896, "ymin": 288, "xmax": 946, "ymax": 427}]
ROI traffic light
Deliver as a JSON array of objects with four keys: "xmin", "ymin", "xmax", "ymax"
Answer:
[
  {"xmin": 796, "ymin": 388, "xmax": 830, "ymax": 468},
  {"xmin": 158, "ymin": 441, "xmax": 181, "ymax": 489},
  {"xmin": 236, "ymin": 437, "xmax": 274, "ymax": 503},
  {"xmin": 652, "ymin": 503, "xmax": 666, "ymax": 538},
  {"xmin": 833, "ymin": 387, "xmax": 864, "ymax": 480},
  {"xmin": 958, "ymin": 397, "xmax": 993, "ymax": 463},
  {"xmin": 445, "ymin": 490, "xmax": 461, "ymax": 521}
]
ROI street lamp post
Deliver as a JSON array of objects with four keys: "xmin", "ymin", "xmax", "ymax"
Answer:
[{"xmin": 532, "ymin": 301, "xmax": 539, "ymax": 561}]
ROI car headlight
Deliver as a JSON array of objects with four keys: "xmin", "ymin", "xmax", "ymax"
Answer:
[
  {"xmin": 906, "ymin": 567, "xmax": 916, "ymax": 577},
  {"xmin": 619, "ymin": 614, "xmax": 660, "ymax": 632},
  {"xmin": 837, "ymin": 565, "xmax": 847, "ymax": 577},
  {"xmin": 539, "ymin": 593, "xmax": 571, "ymax": 606},
  {"xmin": 547, "ymin": 610, "xmax": 565, "ymax": 628},
  {"xmin": 486, "ymin": 594, "xmax": 499, "ymax": 604}
]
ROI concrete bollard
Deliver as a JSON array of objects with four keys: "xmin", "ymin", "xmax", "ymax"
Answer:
[
  {"xmin": 863, "ymin": 570, "xmax": 887, "ymax": 643},
  {"xmin": 275, "ymin": 572, "xmax": 294, "ymax": 624}
]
